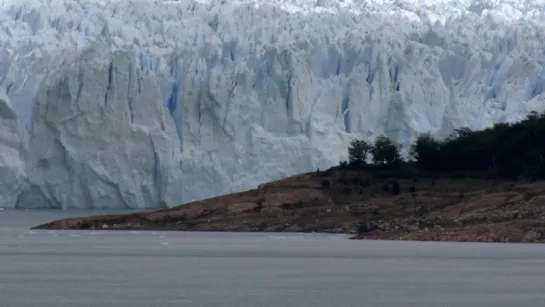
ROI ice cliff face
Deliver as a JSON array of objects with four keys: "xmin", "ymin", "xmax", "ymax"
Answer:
[
  {"xmin": 0, "ymin": 88, "xmax": 26, "ymax": 206},
  {"xmin": 1, "ymin": 0, "xmax": 545, "ymax": 208}
]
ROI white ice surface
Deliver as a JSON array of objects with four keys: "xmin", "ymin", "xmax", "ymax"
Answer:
[{"xmin": 1, "ymin": 0, "xmax": 545, "ymax": 208}]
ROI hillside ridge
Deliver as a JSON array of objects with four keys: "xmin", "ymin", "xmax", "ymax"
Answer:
[{"xmin": 33, "ymin": 168, "xmax": 545, "ymax": 243}]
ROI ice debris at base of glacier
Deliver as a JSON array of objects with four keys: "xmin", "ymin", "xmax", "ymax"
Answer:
[{"xmin": 1, "ymin": 0, "xmax": 545, "ymax": 209}]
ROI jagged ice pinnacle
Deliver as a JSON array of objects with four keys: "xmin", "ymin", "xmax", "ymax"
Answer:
[{"xmin": 1, "ymin": 0, "xmax": 545, "ymax": 209}]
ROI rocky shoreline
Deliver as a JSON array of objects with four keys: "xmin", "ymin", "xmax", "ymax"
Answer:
[{"xmin": 33, "ymin": 169, "xmax": 545, "ymax": 243}]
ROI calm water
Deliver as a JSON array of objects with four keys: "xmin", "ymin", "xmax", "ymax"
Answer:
[{"xmin": 1, "ymin": 210, "xmax": 544, "ymax": 307}]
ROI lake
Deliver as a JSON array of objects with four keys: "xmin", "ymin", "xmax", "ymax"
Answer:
[{"xmin": 1, "ymin": 209, "xmax": 544, "ymax": 307}]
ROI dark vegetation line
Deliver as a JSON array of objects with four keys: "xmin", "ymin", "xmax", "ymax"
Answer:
[{"xmin": 332, "ymin": 111, "xmax": 545, "ymax": 181}]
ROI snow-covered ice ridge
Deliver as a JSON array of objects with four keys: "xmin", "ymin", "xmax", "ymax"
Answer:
[{"xmin": 1, "ymin": 0, "xmax": 545, "ymax": 209}]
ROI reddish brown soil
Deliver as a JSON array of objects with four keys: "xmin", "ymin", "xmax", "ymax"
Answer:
[{"xmin": 33, "ymin": 170, "xmax": 545, "ymax": 243}]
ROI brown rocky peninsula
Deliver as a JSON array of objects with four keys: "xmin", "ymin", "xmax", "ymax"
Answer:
[{"xmin": 33, "ymin": 168, "xmax": 545, "ymax": 243}]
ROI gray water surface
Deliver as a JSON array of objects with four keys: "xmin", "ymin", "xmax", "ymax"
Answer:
[{"xmin": 1, "ymin": 210, "xmax": 544, "ymax": 307}]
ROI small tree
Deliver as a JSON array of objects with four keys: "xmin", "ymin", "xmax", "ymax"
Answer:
[
  {"xmin": 370, "ymin": 136, "xmax": 402, "ymax": 165},
  {"xmin": 391, "ymin": 180, "xmax": 401, "ymax": 195},
  {"xmin": 348, "ymin": 139, "xmax": 371, "ymax": 164},
  {"xmin": 409, "ymin": 185, "xmax": 416, "ymax": 199},
  {"xmin": 409, "ymin": 133, "xmax": 441, "ymax": 169}
]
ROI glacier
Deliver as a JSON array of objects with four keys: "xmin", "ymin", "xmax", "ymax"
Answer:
[{"xmin": 1, "ymin": 0, "xmax": 545, "ymax": 209}]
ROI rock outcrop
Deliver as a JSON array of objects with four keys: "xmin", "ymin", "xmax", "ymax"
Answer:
[{"xmin": 34, "ymin": 169, "xmax": 545, "ymax": 243}]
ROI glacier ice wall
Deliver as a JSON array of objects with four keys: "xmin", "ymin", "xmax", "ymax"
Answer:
[
  {"xmin": 0, "ymin": 88, "xmax": 27, "ymax": 206},
  {"xmin": 1, "ymin": 0, "xmax": 545, "ymax": 208}
]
